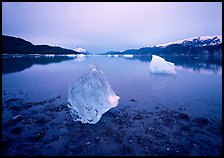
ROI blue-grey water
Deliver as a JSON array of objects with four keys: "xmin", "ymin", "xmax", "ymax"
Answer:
[{"xmin": 2, "ymin": 54, "xmax": 222, "ymax": 156}]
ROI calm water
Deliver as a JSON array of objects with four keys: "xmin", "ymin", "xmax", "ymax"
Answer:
[
  {"xmin": 2, "ymin": 54, "xmax": 222, "ymax": 156},
  {"xmin": 2, "ymin": 55, "xmax": 222, "ymax": 119}
]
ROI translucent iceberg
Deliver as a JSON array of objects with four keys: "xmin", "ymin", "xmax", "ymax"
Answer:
[
  {"xmin": 67, "ymin": 65, "xmax": 120, "ymax": 124},
  {"xmin": 149, "ymin": 55, "xmax": 176, "ymax": 74}
]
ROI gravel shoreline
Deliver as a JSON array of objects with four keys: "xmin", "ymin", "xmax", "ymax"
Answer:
[{"xmin": 2, "ymin": 94, "xmax": 222, "ymax": 156}]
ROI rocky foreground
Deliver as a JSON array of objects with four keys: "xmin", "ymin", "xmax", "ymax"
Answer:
[{"xmin": 2, "ymin": 91, "xmax": 222, "ymax": 156}]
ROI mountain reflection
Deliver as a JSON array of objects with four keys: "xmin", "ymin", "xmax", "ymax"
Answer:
[
  {"xmin": 2, "ymin": 54, "xmax": 222, "ymax": 74},
  {"xmin": 2, "ymin": 55, "xmax": 74, "ymax": 74}
]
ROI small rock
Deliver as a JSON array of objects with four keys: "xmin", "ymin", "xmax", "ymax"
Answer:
[
  {"xmin": 13, "ymin": 115, "xmax": 22, "ymax": 120},
  {"xmin": 178, "ymin": 113, "xmax": 189, "ymax": 120},
  {"xmin": 193, "ymin": 144, "xmax": 198, "ymax": 147},
  {"xmin": 155, "ymin": 106, "xmax": 160, "ymax": 110},
  {"xmin": 128, "ymin": 140, "xmax": 133, "ymax": 143},
  {"xmin": 193, "ymin": 117, "xmax": 209, "ymax": 127},
  {"xmin": 86, "ymin": 142, "xmax": 90, "ymax": 145},
  {"xmin": 35, "ymin": 117, "xmax": 48, "ymax": 125},
  {"xmin": 10, "ymin": 126, "xmax": 23, "ymax": 134},
  {"xmin": 130, "ymin": 99, "xmax": 136, "ymax": 102},
  {"xmin": 95, "ymin": 136, "xmax": 100, "ymax": 141},
  {"xmin": 166, "ymin": 147, "xmax": 170, "ymax": 151}
]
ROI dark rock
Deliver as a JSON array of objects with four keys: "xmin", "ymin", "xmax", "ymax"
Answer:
[
  {"xmin": 8, "ymin": 105, "xmax": 23, "ymax": 111},
  {"xmin": 180, "ymin": 125, "xmax": 190, "ymax": 131},
  {"xmin": 155, "ymin": 106, "xmax": 160, "ymax": 110},
  {"xmin": 193, "ymin": 117, "xmax": 209, "ymax": 127},
  {"xmin": 177, "ymin": 113, "xmax": 190, "ymax": 120},
  {"xmin": 10, "ymin": 126, "xmax": 23, "ymax": 134},
  {"xmin": 5, "ymin": 98, "xmax": 22, "ymax": 104},
  {"xmin": 27, "ymin": 131, "xmax": 45, "ymax": 142},
  {"xmin": 74, "ymin": 146, "xmax": 83, "ymax": 153},
  {"xmin": 34, "ymin": 117, "xmax": 48, "ymax": 125},
  {"xmin": 130, "ymin": 99, "xmax": 136, "ymax": 102},
  {"xmin": 2, "ymin": 137, "xmax": 13, "ymax": 152},
  {"xmin": 133, "ymin": 112, "xmax": 144, "ymax": 120}
]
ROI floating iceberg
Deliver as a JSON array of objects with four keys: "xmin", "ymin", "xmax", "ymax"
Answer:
[
  {"xmin": 107, "ymin": 54, "xmax": 112, "ymax": 58},
  {"xmin": 123, "ymin": 54, "xmax": 133, "ymax": 58},
  {"xmin": 44, "ymin": 54, "xmax": 55, "ymax": 57},
  {"xmin": 67, "ymin": 65, "xmax": 120, "ymax": 124},
  {"xmin": 149, "ymin": 55, "xmax": 176, "ymax": 74},
  {"xmin": 66, "ymin": 54, "xmax": 77, "ymax": 57}
]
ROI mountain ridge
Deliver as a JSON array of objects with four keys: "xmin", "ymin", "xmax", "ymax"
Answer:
[
  {"xmin": 103, "ymin": 36, "xmax": 222, "ymax": 56},
  {"xmin": 2, "ymin": 35, "xmax": 81, "ymax": 54},
  {"xmin": 156, "ymin": 36, "xmax": 222, "ymax": 47}
]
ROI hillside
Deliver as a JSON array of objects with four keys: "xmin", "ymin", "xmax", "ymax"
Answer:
[
  {"xmin": 104, "ymin": 36, "xmax": 222, "ymax": 56},
  {"xmin": 2, "ymin": 35, "xmax": 80, "ymax": 54}
]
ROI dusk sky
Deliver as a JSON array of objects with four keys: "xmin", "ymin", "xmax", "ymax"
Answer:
[{"xmin": 2, "ymin": 2, "xmax": 222, "ymax": 54}]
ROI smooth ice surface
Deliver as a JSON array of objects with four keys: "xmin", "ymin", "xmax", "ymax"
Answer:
[
  {"xmin": 150, "ymin": 55, "xmax": 176, "ymax": 74},
  {"xmin": 67, "ymin": 64, "xmax": 120, "ymax": 124}
]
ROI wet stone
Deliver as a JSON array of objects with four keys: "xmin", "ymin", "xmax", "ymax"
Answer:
[
  {"xmin": 177, "ymin": 113, "xmax": 190, "ymax": 120},
  {"xmin": 5, "ymin": 98, "xmax": 23, "ymax": 104},
  {"xmin": 8, "ymin": 105, "xmax": 23, "ymax": 111},
  {"xmin": 155, "ymin": 106, "xmax": 160, "ymax": 110},
  {"xmin": 192, "ymin": 117, "xmax": 209, "ymax": 128},
  {"xmin": 180, "ymin": 125, "xmax": 190, "ymax": 131},
  {"xmin": 10, "ymin": 126, "xmax": 23, "ymax": 134},
  {"xmin": 86, "ymin": 142, "xmax": 91, "ymax": 145},
  {"xmin": 34, "ymin": 117, "xmax": 48, "ymax": 125},
  {"xmin": 95, "ymin": 136, "xmax": 100, "ymax": 141},
  {"xmin": 27, "ymin": 131, "xmax": 45, "ymax": 142}
]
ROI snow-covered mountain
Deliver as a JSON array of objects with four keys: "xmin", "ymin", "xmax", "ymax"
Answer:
[
  {"xmin": 74, "ymin": 47, "xmax": 91, "ymax": 55},
  {"xmin": 156, "ymin": 36, "xmax": 222, "ymax": 48},
  {"xmin": 74, "ymin": 47, "xmax": 87, "ymax": 53},
  {"xmin": 104, "ymin": 35, "xmax": 222, "ymax": 56}
]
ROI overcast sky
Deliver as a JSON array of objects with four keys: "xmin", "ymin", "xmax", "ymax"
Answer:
[{"xmin": 2, "ymin": 2, "xmax": 222, "ymax": 54}]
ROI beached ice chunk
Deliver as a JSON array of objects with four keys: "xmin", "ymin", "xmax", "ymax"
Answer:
[
  {"xmin": 67, "ymin": 65, "xmax": 120, "ymax": 124},
  {"xmin": 150, "ymin": 55, "xmax": 176, "ymax": 74}
]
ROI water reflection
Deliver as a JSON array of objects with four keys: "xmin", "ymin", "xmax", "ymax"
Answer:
[
  {"xmin": 2, "ymin": 54, "xmax": 222, "ymax": 75},
  {"xmin": 149, "ymin": 73, "xmax": 177, "ymax": 90},
  {"xmin": 123, "ymin": 55, "xmax": 222, "ymax": 74},
  {"xmin": 74, "ymin": 54, "xmax": 86, "ymax": 62},
  {"xmin": 2, "ymin": 55, "xmax": 74, "ymax": 74}
]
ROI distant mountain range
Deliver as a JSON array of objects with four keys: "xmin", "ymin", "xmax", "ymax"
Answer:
[
  {"xmin": 2, "ymin": 35, "xmax": 222, "ymax": 56},
  {"xmin": 2, "ymin": 35, "xmax": 83, "ymax": 54},
  {"xmin": 104, "ymin": 36, "xmax": 222, "ymax": 56}
]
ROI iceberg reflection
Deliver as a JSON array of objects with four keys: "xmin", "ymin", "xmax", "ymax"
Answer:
[
  {"xmin": 149, "ymin": 73, "xmax": 176, "ymax": 90},
  {"xmin": 74, "ymin": 54, "xmax": 86, "ymax": 62}
]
